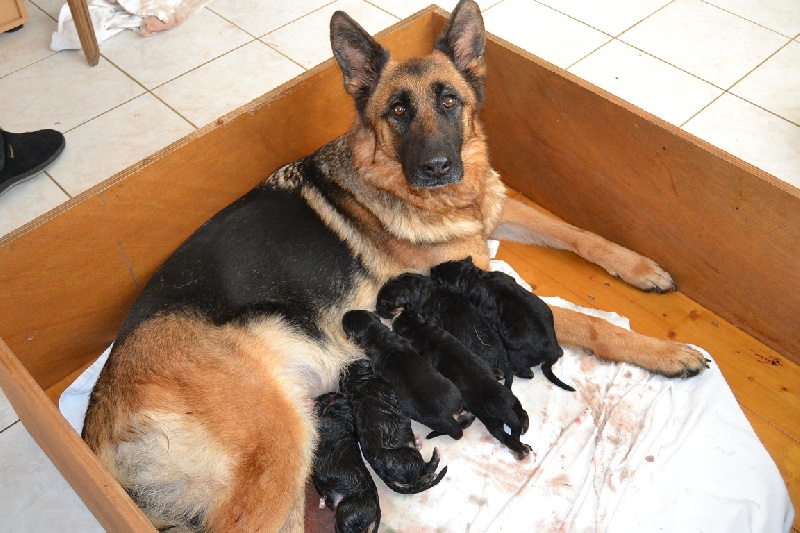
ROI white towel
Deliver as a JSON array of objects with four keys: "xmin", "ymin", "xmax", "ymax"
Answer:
[
  {"xmin": 51, "ymin": 0, "xmax": 212, "ymax": 52},
  {"xmin": 59, "ymin": 250, "xmax": 794, "ymax": 532}
]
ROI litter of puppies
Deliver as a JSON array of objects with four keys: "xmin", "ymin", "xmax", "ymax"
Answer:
[{"xmin": 313, "ymin": 258, "xmax": 574, "ymax": 531}]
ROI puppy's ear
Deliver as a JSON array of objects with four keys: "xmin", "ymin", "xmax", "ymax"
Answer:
[
  {"xmin": 434, "ymin": 0, "xmax": 486, "ymax": 101},
  {"xmin": 330, "ymin": 11, "xmax": 390, "ymax": 115}
]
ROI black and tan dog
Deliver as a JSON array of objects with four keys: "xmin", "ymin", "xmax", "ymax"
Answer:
[
  {"xmin": 342, "ymin": 310, "xmax": 470, "ymax": 440},
  {"xmin": 393, "ymin": 309, "xmax": 531, "ymax": 460},
  {"xmin": 377, "ymin": 272, "xmax": 513, "ymax": 386},
  {"xmin": 311, "ymin": 392, "xmax": 381, "ymax": 533},
  {"xmin": 81, "ymin": 0, "xmax": 708, "ymax": 530},
  {"xmin": 431, "ymin": 256, "xmax": 575, "ymax": 392},
  {"xmin": 339, "ymin": 359, "xmax": 447, "ymax": 494}
]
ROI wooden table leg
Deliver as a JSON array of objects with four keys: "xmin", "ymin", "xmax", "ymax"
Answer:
[{"xmin": 65, "ymin": 0, "xmax": 99, "ymax": 66}]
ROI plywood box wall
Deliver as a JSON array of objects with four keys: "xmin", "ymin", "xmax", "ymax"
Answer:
[{"xmin": 0, "ymin": 7, "xmax": 798, "ymax": 531}]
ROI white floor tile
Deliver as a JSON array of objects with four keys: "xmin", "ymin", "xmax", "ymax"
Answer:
[
  {"xmin": 0, "ymin": 386, "xmax": 18, "ymax": 430},
  {"xmin": 620, "ymin": 0, "xmax": 787, "ymax": 88},
  {"xmin": 370, "ymin": 0, "xmax": 444, "ymax": 19},
  {"xmin": 100, "ymin": 7, "xmax": 252, "ymax": 89},
  {"xmin": 684, "ymin": 94, "xmax": 800, "ymax": 189},
  {"xmin": 0, "ymin": 174, "xmax": 69, "ymax": 237},
  {"xmin": 704, "ymin": 0, "xmax": 800, "ymax": 38},
  {"xmin": 263, "ymin": 0, "xmax": 399, "ymax": 69},
  {"xmin": 0, "ymin": 3, "xmax": 58, "ymax": 77},
  {"xmin": 483, "ymin": 0, "xmax": 610, "ymax": 69},
  {"xmin": 569, "ymin": 40, "xmax": 723, "ymax": 126},
  {"xmin": 0, "ymin": 53, "xmax": 144, "ymax": 133},
  {"xmin": 209, "ymin": 0, "xmax": 330, "ymax": 38},
  {"xmin": 373, "ymin": 0, "xmax": 503, "ymax": 19},
  {"xmin": 730, "ymin": 40, "xmax": 800, "ymax": 126},
  {"xmin": 48, "ymin": 94, "xmax": 194, "ymax": 197},
  {"xmin": 0, "ymin": 422, "xmax": 103, "ymax": 532},
  {"xmin": 535, "ymin": 0, "xmax": 671, "ymax": 36},
  {"xmin": 153, "ymin": 41, "xmax": 305, "ymax": 128},
  {"xmin": 29, "ymin": 0, "xmax": 63, "ymax": 19}
]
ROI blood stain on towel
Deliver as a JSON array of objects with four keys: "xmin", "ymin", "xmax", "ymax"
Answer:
[
  {"xmin": 546, "ymin": 473, "xmax": 572, "ymax": 495},
  {"xmin": 645, "ymin": 455, "xmax": 655, "ymax": 462}
]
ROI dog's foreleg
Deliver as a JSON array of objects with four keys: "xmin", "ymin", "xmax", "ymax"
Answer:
[
  {"xmin": 492, "ymin": 197, "xmax": 676, "ymax": 293},
  {"xmin": 551, "ymin": 306, "xmax": 709, "ymax": 377}
]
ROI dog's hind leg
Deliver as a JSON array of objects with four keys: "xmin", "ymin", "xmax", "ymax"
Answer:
[
  {"xmin": 551, "ymin": 306, "xmax": 709, "ymax": 378},
  {"xmin": 84, "ymin": 315, "xmax": 316, "ymax": 533},
  {"xmin": 492, "ymin": 197, "xmax": 676, "ymax": 293}
]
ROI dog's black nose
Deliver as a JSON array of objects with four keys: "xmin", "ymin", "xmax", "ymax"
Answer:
[{"xmin": 423, "ymin": 155, "xmax": 452, "ymax": 177}]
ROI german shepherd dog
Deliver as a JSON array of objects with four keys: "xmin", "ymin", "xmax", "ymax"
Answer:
[{"xmin": 82, "ymin": 1, "xmax": 708, "ymax": 530}]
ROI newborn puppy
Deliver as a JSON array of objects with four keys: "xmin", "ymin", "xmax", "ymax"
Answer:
[
  {"xmin": 312, "ymin": 392, "xmax": 380, "ymax": 533},
  {"xmin": 342, "ymin": 310, "xmax": 472, "ymax": 439},
  {"xmin": 393, "ymin": 309, "xmax": 532, "ymax": 460},
  {"xmin": 430, "ymin": 257, "xmax": 575, "ymax": 392},
  {"xmin": 340, "ymin": 359, "xmax": 447, "ymax": 494},
  {"xmin": 376, "ymin": 272, "xmax": 513, "ymax": 386}
]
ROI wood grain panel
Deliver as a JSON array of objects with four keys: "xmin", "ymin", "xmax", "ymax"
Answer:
[{"xmin": 480, "ymin": 33, "xmax": 800, "ymax": 363}]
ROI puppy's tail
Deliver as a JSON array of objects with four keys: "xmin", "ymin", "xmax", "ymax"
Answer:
[
  {"xmin": 541, "ymin": 361, "xmax": 575, "ymax": 392},
  {"xmin": 391, "ymin": 449, "xmax": 448, "ymax": 494}
]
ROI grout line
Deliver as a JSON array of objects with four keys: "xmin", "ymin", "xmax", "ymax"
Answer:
[
  {"xmin": 362, "ymin": 0, "xmax": 407, "ymax": 20},
  {"xmin": 680, "ymin": 37, "xmax": 800, "ymax": 129},
  {"xmin": 0, "ymin": 419, "xmax": 20, "ymax": 434},
  {"xmin": 209, "ymin": 0, "xmax": 340, "ymax": 41},
  {"xmin": 47, "ymin": 174, "xmax": 73, "ymax": 199},
  {"xmin": 565, "ymin": 37, "xmax": 614, "ymax": 71},
  {"xmin": 698, "ymin": 0, "xmax": 794, "ymax": 39}
]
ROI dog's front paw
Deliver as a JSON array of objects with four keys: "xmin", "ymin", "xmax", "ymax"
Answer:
[
  {"xmin": 611, "ymin": 255, "xmax": 676, "ymax": 293},
  {"xmin": 653, "ymin": 343, "xmax": 710, "ymax": 378},
  {"xmin": 577, "ymin": 237, "xmax": 677, "ymax": 293}
]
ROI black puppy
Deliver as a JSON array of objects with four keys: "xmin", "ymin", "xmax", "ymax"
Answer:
[
  {"xmin": 376, "ymin": 272, "xmax": 513, "ymax": 386},
  {"xmin": 393, "ymin": 309, "xmax": 532, "ymax": 460},
  {"xmin": 430, "ymin": 257, "xmax": 575, "ymax": 392},
  {"xmin": 312, "ymin": 392, "xmax": 380, "ymax": 533},
  {"xmin": 340, "ymin": 359, "xmax": 447, "ymax": 494},
  {"xmin": 342, "ymin": 310, "xmax": 473, "ymax": 439}
]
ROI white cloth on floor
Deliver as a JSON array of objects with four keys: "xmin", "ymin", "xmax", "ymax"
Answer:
[
  {"xmin": 51, "ymin": 0, "xmax": 211, "ymax": 52},
  {"xmin": 59, "ymin": 252, "xmax": 794, "ymax": 532}
]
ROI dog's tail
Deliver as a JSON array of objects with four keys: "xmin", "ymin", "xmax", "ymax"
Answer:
[{"xmin": 541, "ymin": 361, "xmax": 575, "ymax": 392}]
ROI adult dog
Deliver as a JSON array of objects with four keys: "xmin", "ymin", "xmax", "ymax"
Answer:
[{"xmin": 82, "ymin": 1, "xmax": 708, "ymax": 531}]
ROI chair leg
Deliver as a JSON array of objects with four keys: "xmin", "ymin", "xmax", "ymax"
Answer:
[{"xmin": 66, "ymin": 0, "xmax": 100, "ymax": 66}]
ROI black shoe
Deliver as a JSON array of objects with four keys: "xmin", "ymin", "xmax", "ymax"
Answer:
[{"xmin": 0, "ymin": 128, "xmax": 66, "ymax": 195}]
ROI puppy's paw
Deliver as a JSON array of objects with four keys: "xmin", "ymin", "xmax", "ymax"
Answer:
[{"xmin": 508, "ymin": 441, "xmax": 532, "ymax": 461}]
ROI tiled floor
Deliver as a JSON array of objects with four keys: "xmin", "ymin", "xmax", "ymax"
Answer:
[{"xmin": 0, "ymin": 0, "xmax": 798, "ymax": 529}]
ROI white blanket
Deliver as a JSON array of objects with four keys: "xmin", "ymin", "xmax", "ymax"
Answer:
[{"xmin": 59, "ymin": 257, "xmax": 794, "ymax": 532}]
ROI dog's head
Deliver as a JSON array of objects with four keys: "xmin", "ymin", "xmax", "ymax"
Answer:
[{"xmin": 330, "ymin": 0, "xmax": 486, "ymax": 190}]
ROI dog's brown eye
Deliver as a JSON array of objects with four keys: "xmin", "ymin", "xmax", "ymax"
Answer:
[
  {"xmin": 392, "ymin": 104, "xmax": 406, "ymax": 117},
  {"xmin": 442, "ymin": 95, "xmax": 457, "ymax": 109}
]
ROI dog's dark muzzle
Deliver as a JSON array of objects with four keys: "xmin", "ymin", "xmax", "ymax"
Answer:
[
  {"xmin": 406, "ymin": 147, "xmax": 464, "ymax": 189},
  {"xmin": 403, "ymin": 121, "xmax": 464, "ymax": 189}
]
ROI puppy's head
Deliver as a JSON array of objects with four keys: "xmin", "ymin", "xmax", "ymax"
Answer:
[
  {"xmin": 391, "ymin": 308, "xmax": 427, "ymax": 338},
  {"xmin": 339, "ymin": 359, "xmax": 375, "ymax": 393},
  {"xmin": 376, "ymin": 273, "xmax": 432, "ymax": 318},
  {"xmin": 342, "ymin": 309, "xmax": 381, "ymax": 343},
  {"xmin": 429, "ymin": 255, "xmax": 475, "ymax": 290},
  {"xmin": 335, "ymin": 494, "xmax": 381, "ymax": 533},
  {"xmin": 314, "ymin": 392, "xmax": 350, "ymax": 420}
]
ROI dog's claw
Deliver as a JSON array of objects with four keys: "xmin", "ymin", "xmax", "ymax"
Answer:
[{"xmin": 658, "ymin": 344, "xmax": 709, "ymax": 379}]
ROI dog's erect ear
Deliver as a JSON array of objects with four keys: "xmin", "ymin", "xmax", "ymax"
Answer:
[
  {"xmin": 434, "ymin": 0, "xmax": 487, "ymax": 100},
  {"xmin": 330, "ymin": 11, "xmax": 390, "ymax": 115}
]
